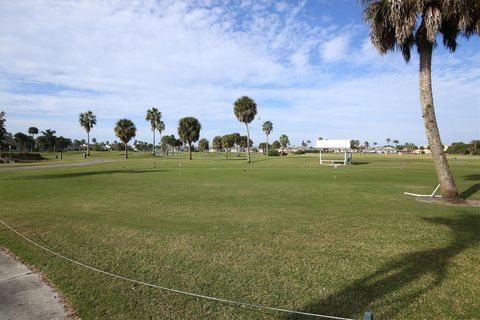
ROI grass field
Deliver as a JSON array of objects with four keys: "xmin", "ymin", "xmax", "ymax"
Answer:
[{"xmin": 1, "ymin": 152, "xmax": 479, "ymax": 319}]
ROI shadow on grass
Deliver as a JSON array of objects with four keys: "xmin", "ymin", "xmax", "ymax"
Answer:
[
  {"xmin": 5, "ymin": 169, "xmax": 164, "ymax": 180},
  {"xmin": 460, "ymin": 183, "xmax": 480, "ymax": 199},
  {"xmin": 351, "ymin": 161, "xmax": 371, "ymax": 165},
  {"xmin": 285, "ymin": 213, "xmax": 480, "ymax": 319},
  {"xmin": 216, "ymin": 157, "xmax": 248, "ymax": 161},
  {"xmin": 463, "ymin": 174, "xmax": 480, "ymax": 181}
]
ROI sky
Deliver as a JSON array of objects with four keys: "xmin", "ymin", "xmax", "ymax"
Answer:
[{"xmin": 0, "ymin": 0, "xmax": 479, "ymax": 147}]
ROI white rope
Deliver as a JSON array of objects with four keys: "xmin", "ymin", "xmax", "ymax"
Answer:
[{"xmin": 0, "ymin": 220, "xmax": 354, "ymax": 320}]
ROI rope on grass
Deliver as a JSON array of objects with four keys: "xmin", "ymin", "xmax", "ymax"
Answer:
[{"xmin": 1, "ymin": 219, "xmax": 354, "ymax": 320}]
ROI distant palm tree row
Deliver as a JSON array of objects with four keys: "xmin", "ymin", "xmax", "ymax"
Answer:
[{"xmin": 77, "ymin": 95, "xmax": 284, "ymax": 162}]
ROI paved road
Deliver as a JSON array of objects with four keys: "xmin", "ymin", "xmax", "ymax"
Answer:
[
  {"xmin": 0, "ymin": 159, "xmax": 118, "ymax": 171},
  {"xmin": 0, "ymin": 249, "xmax": 68, "ymax": 320}
]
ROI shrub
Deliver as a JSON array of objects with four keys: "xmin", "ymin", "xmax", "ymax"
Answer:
[
  {"xmin": 293, "ymin": 150, "xmax": 305, "ymax": 154},
  {"xmin": 0, "ymin": 152, "xmax": 46, "ymax": 161},
  {"xmin": 268, "ymin": 150, "xmax": 280, "ymax": 156}
]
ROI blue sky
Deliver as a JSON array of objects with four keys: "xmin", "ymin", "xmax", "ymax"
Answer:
[{"xmin": 0, "ymin": 0, "xmax": 479, "ymax": 146}]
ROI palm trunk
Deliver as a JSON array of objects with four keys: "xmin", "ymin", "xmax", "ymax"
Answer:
[
  {"xmin": 158, "ymin": 133, "xmax": 162, "ymax": 156},
  {"xmin": 246, "ymin": 123, "xmax": 251, "ymax": 163},
  {"xmin": 87, "ymin": 131, "xmax": 90, "ymax": 157},
  {"xmin": 125, "ymin": 142, "xmax": 128, "ymax": 159},
  {"xmin": 266, "ymin": 134, "xmax": 269, "ymax": 156},
  {"xmin": 188, "ymin": 141, "xmax": 192, "ymax": 160},
  {"xmin": 419, "ymin": 42, "xmax": 458, "ymax": 199},
  {"xmin": 152, "ymin": 129, "xmax": 155, "ymax": 156}
]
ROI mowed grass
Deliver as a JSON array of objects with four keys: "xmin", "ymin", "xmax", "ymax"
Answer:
[{"xmin": 0, "ymin": 152, "xmax": 479, "ymax": 319}]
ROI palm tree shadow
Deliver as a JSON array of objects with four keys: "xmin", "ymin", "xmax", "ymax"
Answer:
[
  {"xmin": 459, "ymin": 183, "xmax": 480, "ymax": 199},
  {"xmin": 4, "ymin": 169, "xmax": 164, "ymax": 180},
  {"xmin": 463, "ymin": 174, "xmax": 480, "ymax": 181},
  {"xmin": 285, "ymin": 213, "xmax": 480, "ymax": 319}
]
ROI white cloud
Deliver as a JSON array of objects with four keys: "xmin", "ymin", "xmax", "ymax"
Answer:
[{"xmin": 320, "ymin": 35, "xmax": 351, "ymax": 62}]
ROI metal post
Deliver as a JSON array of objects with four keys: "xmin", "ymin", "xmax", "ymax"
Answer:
[
  {"xmin": 319, "ymin": 148, "xmax": 322, "ymax": 165},
  {"xmin": 363, "ymin": 311, "xmax": 373, "ymax": 320}
]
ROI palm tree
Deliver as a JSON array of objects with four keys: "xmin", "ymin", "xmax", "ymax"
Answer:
[
  {"xmin": 0, "ymin": 111, "xmax": 6, "ymax": 149},
  {"xmin": 114, "ymin": 119, "xmax": 136, "ymax": 159},
  {"xmin": 79, "ymin": 111, "xmax": 97, "ymax": 156},
  {"xmin": 363, "ymin": 1, "xmax": 479, "ymax": 199},
  {"xmin": 40, "ymin": 129, "xmax": 57, "ymax": 152},
  {"xmin": 146, "ymin": 108, "xmax": 161, "ymax": 156},
  {"xmin": 233, "ymin": 96, "xmax": 257, "ymax": 163},
  {"xmin": 56, "ymin": 136, "xmax": 72, "ymax": 159},
  {"xmin": 262, "ymin": 121, "xmax": 273, "ymax": 157},
  {"xmin": 28, "ymin": 127, "xmax": 38, "ymax": 152},
  {"xmin": 386, "ymin": 138, "xmax": 391, "ymax": 146},
  {"xmin": 212, "ymin": 136, "xmax": 223, "ymax": 153},
  {"xmin": 178, "ymin": 117, "xmax": 201, "ymax": 160},
  {"xmin": 198, "ymin": 138, "xmax": 209, "ymax": 154},
  {"xmin": 279, "ymin": 134, "xmax": 290, "ymax": 154},
  {"xmin": 157, "ymin": 120, "xmax": 165, "ymax": 153}
]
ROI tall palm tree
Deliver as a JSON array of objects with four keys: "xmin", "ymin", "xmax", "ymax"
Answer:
[
  {"xmin": 363, "ymin": 1, "xmax": 479, "ymax": 199},
  {"xmin": 233, "ymin": 96, "xmax": 257, "ymax": 163},
  {"xmin": 145, "ymin": 108, "xmax": 161, "ymax": 156},
  {"xmin": 114, "ymin": 119, "xmax": 136, "ymax": 159},
  {"xmin": 79, "ymin": 111, "xmax": 97, "ymax": 156},
  {"xmin": 28, "ymin": 127, "xmax": 38, "ymax": 152},
  {"xmin": 262, "ymin": 121, "xmax": 273, "ymax": 157},
  {"xmin": 178, "ymin": 117, "xmax": 201, "ymax": 160}
]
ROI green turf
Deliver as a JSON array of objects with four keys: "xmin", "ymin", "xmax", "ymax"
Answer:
[{"xmin": 1, "ymin": 152, "xmax": 479, "ymax": 319}]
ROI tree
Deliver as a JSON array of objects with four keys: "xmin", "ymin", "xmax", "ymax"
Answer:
[
  {"xmin": 13, "ymin": 132, "xmax": 31, "ymax": 151},
  {"xmin": 114, "ymin": 119, "xmax": 136, "ymax": 159},
  {"xmin": 279, "ymin": 134, "xmax": 290, "ymax": 154},
  {"xmin": 38, "ymin": 129, "xmax": 57, "ymax": 152},
  {"xmin": 161, "ymin": 135, "xmax": 176, "ymax": 155},
  {"xmin": 364, "ymin": 141, "xmax": 370, "ymax": 149},
  {"xmin": 79, "ymin": 111, "xmax": 96, "ymax": 156},
  {"xmin": 28, "ymin": 127, "xmax": 39, "ymax": 152},
  {"xmin": 56, "ymin": 136, "xmax": 72, "ymax": 159},
  {"xmin": 259, "ymin": 142, "xmax": 271, "ymax": 155},
  {"xmin": 386, "ymin": 138, "xmax": 391, "ymax": 146},
  {"xmin": 222, "ymin": 134, "xmax": 235, "ymax": 158},
  {"xmin": 363, "ymin": 1, "xmax": 479, "ymax": 199},
  {"xmin": 238, "ymin": 136, "xmax": 253, "ymax": 150},
  {"xmin": 212, "ymin": 136, "xmax": 223, "ymax": 152},
  {"xmin": 233, "ymin": 96, "xmax": 257, "ymax": 163},
  {"xmin": 0, "ymin": 111, "xmax": 7, "ymax": 149},
  {"xmin": 157, "ymin": 120, "xmax": 165, "ymax": 152},
  {"xmin": 350, "ymin": 139, "xmax": 360, "ymax": 150},
  {"xmin": 177, "ymin": 117, "xmax": 201, "ymax": 160},
  {"xmin": 262, "ymin": 120, "xmax": 273, "ymax": 157},
  {"xmin": 231, "ymin": 132, "xmax": 241, "ymax": 156},
  {"xmin": 393, "ymin": 139, "xmax": 399, "ymax": 147},
  {"xmin": 146, "ymin": 107, "xmax": 161, "ymax": 156},
  {"xmin": 272, "ymin": 140, "xmax": 281, "ymax": 149},
  {"xmin": 373, "ymin": 142, "xmax": 378, "ymax": 147},
  {"xmin": 198, "ymin": 138, "xmax": 209, "ymax": 154}
]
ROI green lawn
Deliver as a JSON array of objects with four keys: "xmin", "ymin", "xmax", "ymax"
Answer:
[{"xmin": 1, "ymin": 152, "xmax": 479, "ymax": 319}]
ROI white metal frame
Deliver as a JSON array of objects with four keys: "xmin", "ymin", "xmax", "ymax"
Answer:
[
  {"xmin": 316, "ymin": 139, "xmax": 351, "ymax": 165},
  {"xmin": 404, "ymin": 184, "xmax": 442, "ymax": 198}
]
